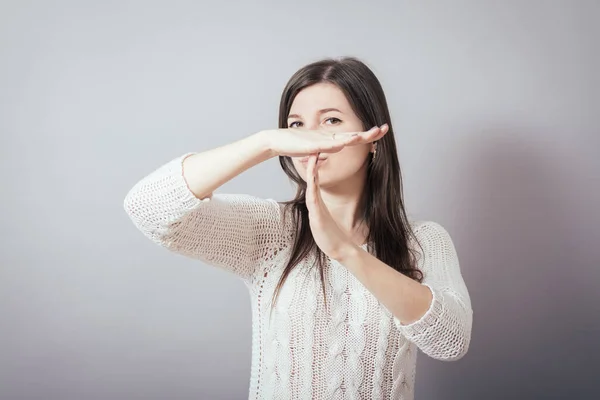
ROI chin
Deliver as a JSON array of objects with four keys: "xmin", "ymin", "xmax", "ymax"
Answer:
[{"xmin": 314, "ymin": 173, "xmax": 347, "ymax": 189}]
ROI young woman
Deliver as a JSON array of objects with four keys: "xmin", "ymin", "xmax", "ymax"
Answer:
[{"xmin": 124, "ymin": 57, "xmax": 472, "ymax": 400}]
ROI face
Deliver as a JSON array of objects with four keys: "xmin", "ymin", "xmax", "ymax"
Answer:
[{"xmin": 287, "ymin": 82, "xmax": 372, "ymax": 188}]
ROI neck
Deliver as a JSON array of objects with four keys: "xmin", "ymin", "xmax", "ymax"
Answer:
[{"xmin": 318, "ymin": 165, "xmax": 369, "ymax": 244}]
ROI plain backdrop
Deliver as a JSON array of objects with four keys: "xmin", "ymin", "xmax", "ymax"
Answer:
[{"xmin": 1, "ymin": 1, "xmax": 599, "ymax": 399}]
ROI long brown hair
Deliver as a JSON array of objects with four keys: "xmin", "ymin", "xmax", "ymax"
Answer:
[{"xmin": 272, "ymin": 57, "xmax": 423, "ymax": 310}]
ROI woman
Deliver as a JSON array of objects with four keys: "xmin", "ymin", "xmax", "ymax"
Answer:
[{"xmin": 124, "ymin": 57, "xmax": 472, "ymax": 400}]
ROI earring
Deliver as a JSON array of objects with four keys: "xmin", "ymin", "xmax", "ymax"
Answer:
[{"xmin": 372, "ymin": 143, "xmax": 377, "ymax": 160}]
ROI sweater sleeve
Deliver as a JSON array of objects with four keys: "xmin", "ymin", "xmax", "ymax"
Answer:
[
  {"xmin": 123, "ymin": 154, "xmax": 286, "ymax": 281},
  {"xmin": 394, "ymin": 221, "xmax": 473, "ymax": 361}
]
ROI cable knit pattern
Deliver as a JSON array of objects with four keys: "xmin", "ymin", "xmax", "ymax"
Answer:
[
  {"xmin": 124, "ymin": 154, "xmax": 473, "ymax": 400},
  {"xmin": 393, "ymin": 222, "xmax": 473, "ymax": 362}
]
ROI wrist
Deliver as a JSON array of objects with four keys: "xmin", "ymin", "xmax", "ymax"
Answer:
[
  {"xmin": 334, "ymin": 242, "xmax": 363, "ymax": 264},
  {"xmin": 254, "ymin": 130, "xmax": 277, "ymax": 159}
]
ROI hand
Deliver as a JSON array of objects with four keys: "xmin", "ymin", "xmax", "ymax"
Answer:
[
  {"xmin": 305, "ymin": 152, "xmax": 357, "ymax": 260},
  {"xmin": 263, "ymin": 124, "xmax": 388, "ymax": 158}
]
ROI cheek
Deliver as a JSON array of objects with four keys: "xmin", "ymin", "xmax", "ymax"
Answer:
[
  {"xmin": 323, "ymin": 145, "xmax": 370, "ymax": 178},
  {"xmin": 291, "ymin": 159, "xmax": 307, "ymax": 179},
  {"xmin": 331, "ymin": 145, "xmax": 370, "ymax": 167}
]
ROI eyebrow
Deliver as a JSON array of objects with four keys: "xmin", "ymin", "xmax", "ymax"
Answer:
[{"xmin": 287, "ymin": 108, "xmax": 343, "ymax": 119}]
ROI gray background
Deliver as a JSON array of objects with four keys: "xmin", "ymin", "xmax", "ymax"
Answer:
[{"xmin": 1, "ymin": 1, "xmax": 599, "ymax": 399}]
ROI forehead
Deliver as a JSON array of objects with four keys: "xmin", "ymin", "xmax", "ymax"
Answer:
[{"xmin": 289, "ymin": 82, "xmax": 351, "ymax": 114}]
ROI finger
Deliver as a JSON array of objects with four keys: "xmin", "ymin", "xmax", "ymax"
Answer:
[
  {"xmin": 313, "ymin": 154, "xmax": 324, "ymax": 205},
  {"xmin": 342, "ymin": 126, "xmax": 381, "ymax": 145},
  {"xmin": 308, "ymin": 153, "xmax": 327, "ymax": 218},
  {"xmin": 329, "ymin": 128, "xmax": 378, "ymax": 147},
  {"xmin": 379, "ymin": 123, "xmax": 389, "ymax": 135},
  {"xmin": 322, "ymin": 124, "xmax": 387, "ymax": 142},
  {"xmin": 314, "ymin": 124, "xmax": 386, "ymax": 153},
  {"xmin": 306, "ymin": 153, "xmax": 318, "ymax": 207},
  {"xmin": 342, "ymin": 133, "xmax": 363, "ymax": 145},
  {"xmin": 315, "ymin": 140, "xmax": 352, "ymax": 154},
  {"xmin": 366, "ymin": 125, "xmax": 386, "ymax": 140},
  {"xmin": 373, "ymin": 124, "xmax": 389, "ymax": 140},
  {"xmin": 357, "ymin": 124, "xmax": 389, "ymax": 143}
]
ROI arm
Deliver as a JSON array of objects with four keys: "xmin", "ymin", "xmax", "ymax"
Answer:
[
  {"xmin": 124, "ymin": 126, "xmax": 378, "ymax": 279},
  {"xmin": 123, "ymin": 132, "xmax": 288, "ymax": 280},
  {"xmin": 180, "ymin": 131, "xmax": 274, "ymax": 200},
  {"xmin": 337, "ymin": 221, "xmax": 472, "ymax": 361}
]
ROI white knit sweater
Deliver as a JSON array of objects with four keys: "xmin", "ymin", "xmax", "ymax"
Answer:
[{"xmin": 124, "ymin": 154, "xmax": 473, "ymax": 400}]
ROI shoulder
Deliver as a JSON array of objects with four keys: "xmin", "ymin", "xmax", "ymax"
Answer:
[
  {"xmin": 410, "ymin": 220, "xmax": 451, "ymax": 236},
  {"xmin": 408, "ymin": 220, "xmax": 456, "ymax": 250}
]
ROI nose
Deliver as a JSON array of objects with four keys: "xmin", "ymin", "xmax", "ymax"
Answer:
[{"xmin": 304, "ymin": 120, "xmax": 320, "ymax": 131}]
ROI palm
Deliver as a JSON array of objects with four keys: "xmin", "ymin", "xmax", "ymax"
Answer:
[{"xmin": 270, "ymin": 125, "xmax": 388, "ymax": 158}]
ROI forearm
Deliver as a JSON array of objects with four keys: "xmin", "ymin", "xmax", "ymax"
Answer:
[
  {"xmin": 336, "ymin": 245, "xmax": 433, "ymax": 325},
  {"xmin": 182, "ymin": 131, "xmax": 274, "ymax": 199},
  {"xmin": 336, "ymin": 225, "xmax": 472, "ymax": 361}
]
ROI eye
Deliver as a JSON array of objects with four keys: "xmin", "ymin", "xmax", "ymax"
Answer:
[
  {"xmin": 289, "ymin": 121, "xmax": 303, "ymax": 128},
  {"xmin": 324, "ymin": 117, "xmax": 342, "ymax": 125}
]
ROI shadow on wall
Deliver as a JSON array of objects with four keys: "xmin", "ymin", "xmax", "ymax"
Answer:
[{"xmin": 415, "ymin": 128, "xmax": 599, "ymax": 400}]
